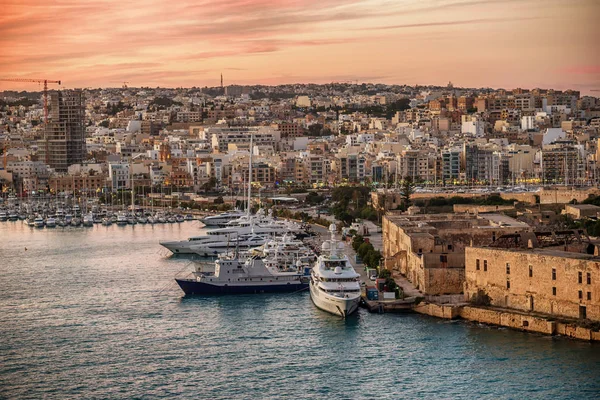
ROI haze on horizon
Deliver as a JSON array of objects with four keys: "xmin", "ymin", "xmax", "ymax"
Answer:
[{"xmin": 1, "ymin": 0, "xmax": 599, "ymax": 94}]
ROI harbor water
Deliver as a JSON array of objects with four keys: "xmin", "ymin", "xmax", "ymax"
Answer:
[{"xmin": 1, "ymin": 221, "xmax": 599, "ymax": 399}]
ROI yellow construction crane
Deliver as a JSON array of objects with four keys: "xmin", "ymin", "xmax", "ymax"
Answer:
[{"xmin": 0, "ymin": 78, "xmax": 62, "ymax": 123}]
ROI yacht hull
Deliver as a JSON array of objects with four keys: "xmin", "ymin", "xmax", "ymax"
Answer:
[
  {"xmin": 160, "ymin": 242, "xmax": 199, "ymax": 254},
  {"xmin": 175, "ymin": 279, "xmax": 308, "ymax": 295},
  {"xmin": 309, "ymin": 281, "xmax": 360, "ymax": 318}
]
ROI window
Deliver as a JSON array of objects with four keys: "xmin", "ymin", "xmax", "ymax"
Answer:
[
  {"xmin": 484, "ymin": 260, "xmax": 488, "ymax": 271},
  {"xmin": 587, "ymin": 292, "xmax": 592, "ymax": 301},
  {"xmin": 448, "ymin": 245, "xmax": 453, "ymax": 251},
  {"xmin": 507, "ymin": 280, "xmax": 510, "ymax": 289},
  {"xmin": 440, "ymin": 255, "xmax": 448, "ymax": 263},
  {"xmin": 529, "ymin": 265, "xmax": 533, "ymax": 278},
  {"xmin": 506, "ymin": 263, "xmax": 510, "ymax": 275},
  {"xmin": 552, "ymin": 268, "xmax": 556, "ymax": 280},
  {"xmin": 578, "ymin": 290, "xmax": 583, "ymax": 299},
  {"xmin": 523, "ymin": 320, "xmax": 529, "ymax": 327},
  {"xmin": 552, "ymin": 287, "xmax": 556, "ymax": 296},
  {"xmin": 476, "ymin": 259, "xmax": 480, "ymax": 270},
  {"xmin": 578, "ymin": 272, "xmax": 583, "ymax": 284},
  {"xmin": 587, "ymin": 273, "xmax": 591, "ymax": 285}
]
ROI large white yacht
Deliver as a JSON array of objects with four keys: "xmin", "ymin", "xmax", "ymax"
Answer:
[
  {"xmin": 249, "ymin": 234, "xmax": 316, "ymax": 266},
  {"xmin": 191, "ymin": 233, "xmax": 268, "ymax": 257},
  {"xmin": 160, "ymin": 216, "xmax": 304, "ymax": 254},
  {"xmin": 200, "ymin": 210, "xmax": 246, "ymax": 227},
  {"xmin": 309, "ymin": 224, "xmax": 361, "ymax": 318}
]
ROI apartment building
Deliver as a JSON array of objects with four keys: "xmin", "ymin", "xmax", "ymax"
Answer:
[{"xmin": 38, "ymin": 90, "xmax": 86, "ymax": 172}]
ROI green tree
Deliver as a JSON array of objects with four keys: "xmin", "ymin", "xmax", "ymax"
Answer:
[
  {"xmin": 357, "ymin": 242, "xmax": 375, "ymax": 260},
  {"xmin": 351, "ymin": 235, "xmax": 364, "ymax": 251},
  {"xmin": 400, "ymin": 176, "xmax": 414, "ymax": 211}
]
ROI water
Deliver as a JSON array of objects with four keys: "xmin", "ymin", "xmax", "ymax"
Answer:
[{"xmin": 1, "ymin": 221, "xmax": 599, "ymax": 399}]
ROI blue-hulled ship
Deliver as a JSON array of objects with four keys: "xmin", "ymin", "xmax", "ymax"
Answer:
[{"xmin": 175, "ymin": 256, "xmax": 310, "ymax": 295}]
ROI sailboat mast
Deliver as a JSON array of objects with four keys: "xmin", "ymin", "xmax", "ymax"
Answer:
[{"xmin": 247, "ymin": 134, "xmax": 253, "ymax": 215}]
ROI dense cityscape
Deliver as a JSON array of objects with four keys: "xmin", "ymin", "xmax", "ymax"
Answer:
[
  {"xmin": 2, "ymin": 82, "xmax": 599, "ymax": 198},
  {"xmin": 1, "ymin": 81, "xmax": 599, "ymax": 336},
  {"xmin": 2, "ymin": 0, "xmax": 599, "ymax": 397}
]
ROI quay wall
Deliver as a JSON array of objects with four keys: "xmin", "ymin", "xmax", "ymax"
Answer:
[{"xmin": 412, "ymin": 302, "xmax": 600, "ymax": 341}]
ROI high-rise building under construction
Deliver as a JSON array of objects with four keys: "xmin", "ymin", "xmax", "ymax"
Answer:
[{"xmin": 38, "ymin": 89, "xmax": 86, "ymax": 172}]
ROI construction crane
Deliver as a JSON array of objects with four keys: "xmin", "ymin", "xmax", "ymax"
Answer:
[
  {"xmin": 0, "ymin": 78, "xmax": 61, "ymax": 123},
  {"xmin": 0, "ymin": 78, "xmax": 61, "ymax": 166}
]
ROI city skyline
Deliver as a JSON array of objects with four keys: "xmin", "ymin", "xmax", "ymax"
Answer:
[{"xmin": 2, "ymin": 0, "xmax": 599, "ymax": 94}]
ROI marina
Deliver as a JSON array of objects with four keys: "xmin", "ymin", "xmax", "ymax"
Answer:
[{"xmin": 1, "ymin": 220, "xmax": 599, "ymax": 399}]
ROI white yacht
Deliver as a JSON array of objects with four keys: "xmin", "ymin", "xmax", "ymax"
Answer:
[
  {"xmin": 191, "ymin": 233, "xmax": 268, "ymax": 257},
  {"xmin": 200, "ymin": 210, "xmax": 246, "ymax": 227},
  {"xmin": 309, "ymin": 224, "xmax": 361, "ymax": 318},
  {"xmin": 45, "ymin": 217, "xmax": 56, "ymax": 228},
  {"xmin": 116, "ymin": 213, "xmax": 128, "ymax": 226},
  {"xmin": 83, "ymin": 213, "xmax": 94, "ymax": 227},
  {"xmin": 160, "ymin": 217, "xmax": 304, "ymax": 255},
  {"xmin": 0, "ymin": 211, "xmax": 8, "ymax": 221},
  {"xmin": 34, "ymin": 216, "xmax": 45, "ymax": 228},
  {"xmin": 249, "ymin": 234, "xmax": 316, "ymax": 266}
]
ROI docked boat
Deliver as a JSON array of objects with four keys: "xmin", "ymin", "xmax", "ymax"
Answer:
[
  {"xmin": 0, "ymin": 211, "xmax": 8, "ymax": 221},
  {"xmin": 249, "ymin": 234, "xmax": 316, "ymax": 268},
  {"xmin": 191, "ymin": 233, "xmax": 269, "ymax": 257},
  {"xmin": 83, "ymin": 214, "xmax": 94, "ymax": 227},
  {"xmin": 116, "ymin": 213, "xmax": 128, "ymax": 226},
  {"xmin": 102, "ymin": 217, "xmax": 112, "ymax": 226},
  {"xmin": 309, "ymin": 224, "xmax": 361, "ymax": 318},
  {"xmin": 200, "ymin": 210, "xmax": 246, "ymax": 227},
  {"xmin": 45, "ymin": 217, "xmax": 57, "ymax": 228},
  {"xmin": 175, "ymin": 255, "xmax": 309, "ymax": 295},
  {"xmin": 33, "ymin": 216, "xmax": 45, "ymax": 228},
  {"xmin": 160, "ymin": 218, "xmax": 304, "ymax": 255},
  {"xmin": 8, "ymin": 212, "xmax": 19, "ymax": 221}
]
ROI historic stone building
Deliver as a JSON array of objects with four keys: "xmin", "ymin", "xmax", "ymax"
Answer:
[
  {"xmin": 465, "ymin": 230, "xmax": 600, "ymax": 322},
  {"xmin": 383, "ymin": 213, "xmax": 531, "ymax": 295}
]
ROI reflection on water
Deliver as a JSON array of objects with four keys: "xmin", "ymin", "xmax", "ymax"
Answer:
[{"xmin": 0, "ymin": 222, "xmax": 599, "ymax": 399}]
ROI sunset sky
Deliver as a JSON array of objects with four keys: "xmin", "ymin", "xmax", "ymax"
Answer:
[{"xmin": 2, "ymin": 0, "xmax": 599, "ymax": 93}]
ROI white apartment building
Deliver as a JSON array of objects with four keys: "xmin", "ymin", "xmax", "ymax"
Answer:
[{"xmin": 108, "ymin": 163, "xmax": 130, "ymax": 190}]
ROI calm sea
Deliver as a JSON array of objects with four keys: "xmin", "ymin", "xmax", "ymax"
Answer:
[{"xmin": 1, "ymin": 221, "xmax": 599, "ymax": 399}]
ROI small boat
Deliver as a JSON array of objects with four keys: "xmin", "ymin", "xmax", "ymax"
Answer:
[
  {"xmin": 116, "ymin": 213, "xmax": 128, "ymax": 226},
  {"xmin": 34, "ymin": 216, "xmax": 45, "ymax": 228},
  {"xmin": 83, "ymin": 214, "xmax": 94, "ymax": 227},
  {"xmin": 102, "ymin": 217, "xmax": 112, "ymax": 226},
  {"xmin": 45, "ymin": 217, "xmax": 57, "ymax": 228},
  {"xmin": 185, "ymin": 214, "xmax": 194, "ymax": 221}
]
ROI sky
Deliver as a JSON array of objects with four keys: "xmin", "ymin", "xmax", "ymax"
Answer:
[{"xmin": 1, "ymin": 0, "xmax": 599, "ymax": 94}]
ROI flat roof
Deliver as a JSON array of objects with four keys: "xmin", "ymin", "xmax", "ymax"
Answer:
[
  {"xmin": 472, "ymin": 245, "xmax": 600, "ymax": 261},
  {"xmin": 566, "ymin": 204, "xmax": 600, "ymax": 210}
]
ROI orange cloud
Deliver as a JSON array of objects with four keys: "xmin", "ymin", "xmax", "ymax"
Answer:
[{"xmin": 0, "ymin": 0, "xmax": 598, "ymax": 93}]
